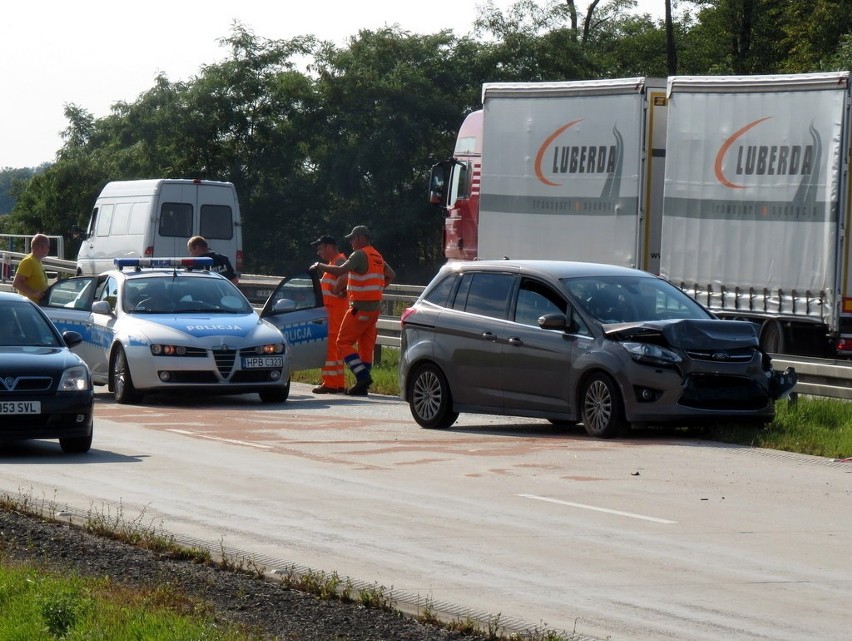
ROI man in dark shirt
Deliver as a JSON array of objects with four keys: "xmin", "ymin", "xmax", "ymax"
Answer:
[{"xmin": 187, "ymin": 236, "xmax": 239, "ymax": 284}]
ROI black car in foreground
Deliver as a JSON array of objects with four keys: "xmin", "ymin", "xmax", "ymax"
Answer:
[{"xmin": 0, "ymin": 291, "xmax": 93, "ymax": 453}]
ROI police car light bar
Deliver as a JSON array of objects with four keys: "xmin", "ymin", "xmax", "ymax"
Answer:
[{"xmin": 114, "ymin": 257, "xmax": 214, "ymax": 270}]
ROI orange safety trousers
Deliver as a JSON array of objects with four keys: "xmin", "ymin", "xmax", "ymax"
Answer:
[
  {"xmin": 322, "ymin": 301, "xmax": 348, "ymax": 388},
  {"xmin": 337, "ymin": 307, "xmax": 380, "ymax": 382}
]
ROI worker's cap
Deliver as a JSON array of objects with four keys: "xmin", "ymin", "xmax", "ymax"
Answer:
[
  {"xmin": 345, "ymin": 225, "xmax": 371, "ymax": 240},
  {"xmin": 310, "ymin": 234, "xmax": 337, "ymax": 248}
]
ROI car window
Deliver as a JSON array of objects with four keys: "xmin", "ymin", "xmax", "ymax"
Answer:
[
  {"xmin": 96, "ymin": 276, "xmax": 118, "ymax": 312},
  {"xmin": 0, "ymin": 302, "xmax": 61, "ymax": 347},
  {"xmin": 422, "ymin": 274, "xmax": 457, "ymax": 307},
  {"xmin": 452, "ymin": 272, "xmax": 514, "ymax": 319},
  {"xmin": 126, "ymin": 276, "xmax": 252, "ymax": 314},
  {"xmin": 267, "ymin": 273, "xmax": 321, "ymax": 312},
  {"xmin": 514, "ymin": 279, "xmax": 565, "ymax": 326},
  {"xmin": 45, "ymin": 278, "xmax": 96, "ymax": 311}
]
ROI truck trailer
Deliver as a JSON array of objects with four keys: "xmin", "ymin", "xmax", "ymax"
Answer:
[
  {"xmin": 660, "ymin": 72, "xmax": 852, "ymax": 356},
  {"xmin": 428, "ymin": 78, "xmax": 668, "ymax": 271}
]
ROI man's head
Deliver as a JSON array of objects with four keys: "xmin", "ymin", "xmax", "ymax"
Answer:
[
  {"xmin": 187, "ymin": 236, "xmax": 209, "ymax": 257},
  {"xmin": 31, "ymin": 234, "xmax": 50, "ymax": 259},
  {"xmin": 344, "ymin": 225, "xmax": 371, "ymax": 250},
  {"xmin": 311, "ymin": 235, "xmax": 338, "ymax": 262}
]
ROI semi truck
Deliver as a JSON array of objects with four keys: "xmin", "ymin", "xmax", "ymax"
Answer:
[
  {"xmin": 430, "ymin": 72, "xmax": 852, "ymax": 356},
  {"xmin": 428, "ymin": 78, "xmax": 668, "ymax": 271},
  {"xmin": 660, "ymin": 72, "xmax": 852, "ymax": 356}
]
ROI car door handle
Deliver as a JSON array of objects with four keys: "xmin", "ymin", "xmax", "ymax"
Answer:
[
  {"xmin": 481, "ymin": 331, "xmax": 498, "ymax": 342},
  {"xmin": 507, "ymin": 336, "xmax": 523, "ymax": 346}
]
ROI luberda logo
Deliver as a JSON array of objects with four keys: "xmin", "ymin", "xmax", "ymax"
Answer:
[
  {"xmin": 714, "ymin": 117, "xmax": 816, "ymax": 189},
  {"xmin": 534, "ymin": 120, "xmax": 621, "ymax": 187}
]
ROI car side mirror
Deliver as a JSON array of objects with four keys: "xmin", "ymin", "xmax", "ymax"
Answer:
[
  {"xmin": 91, "ymin": 300, "xmax": 113, "ymax": 316},
  {"xmin": 273, "ymin": 298, "xmax": 297, "ymax": 313},
  {"xmin": 62, "ymin": 330, "xmax": 83, "ymax": 348},
  {"xmin": 538, "ymin": 313, "xmax": 568, "ymax": 331}
]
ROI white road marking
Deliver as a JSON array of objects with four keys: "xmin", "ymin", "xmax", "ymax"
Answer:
[
  {"xmin": 166, "ymin": 429, "xmax": 273, "ymax": 450},
  {"xmin": 518, "ymin": 493, "xmax": 677, "ymax": 524}
]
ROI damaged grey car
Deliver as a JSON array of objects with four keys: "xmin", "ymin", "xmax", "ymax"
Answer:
[{"xmin": 399, "ymin": 260, "xmax": 796, "ymax": 438}]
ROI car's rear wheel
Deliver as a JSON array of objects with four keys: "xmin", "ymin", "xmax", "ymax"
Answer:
[
  {"xmin": 409, "ymin": 363, "xmax": 458, "ymax": 429},
  {"xmin": 112, "ymin": 346, "xmax": 141, "ymax": 404},
  {"xmin": 580, "ymin": 372, "xmax": 626, "ymax": 438},
  {"xmin": 259, "ymin": 378, "xmax": 290, "ymax": 403},
  {"xmin": 59, "ymin": 433, "xmax": 92, "ymax": 454}
]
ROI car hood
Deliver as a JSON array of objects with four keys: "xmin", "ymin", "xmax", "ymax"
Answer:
[
  {"xmin": 124, "ymin": 313, "xmax": 283, "ymax": 346},
  {"xmin": 0, "ymin": 346, "xmax": 84, "ymax": 376},
  {"xmin": 603, "ymin": 319, "xmax": 759, "ymax": 350}
]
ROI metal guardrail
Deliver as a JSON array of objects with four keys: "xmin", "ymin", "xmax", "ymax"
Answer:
[{"xmin": 770, "ymin": 356, "xmax": 852, "ymax": 401}]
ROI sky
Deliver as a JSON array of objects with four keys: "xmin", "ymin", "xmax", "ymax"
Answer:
[{"xmin": 1, "ymin": 1, "xmax": 664, "ymax": 169}]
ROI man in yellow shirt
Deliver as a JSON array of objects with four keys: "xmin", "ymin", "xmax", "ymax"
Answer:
[{"xmin": 13, "ymin": 233, "xmax": 50, "ymax": 302}]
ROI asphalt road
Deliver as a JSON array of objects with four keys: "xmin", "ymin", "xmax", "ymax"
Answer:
[{"xmin": 1, "ymin": 384, "xmax": 850, "ymax": 640}]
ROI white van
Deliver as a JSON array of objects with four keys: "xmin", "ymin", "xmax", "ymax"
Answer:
[{"xmin": 76, "ymin": 179, "xmax": 243, "ymax": 275}]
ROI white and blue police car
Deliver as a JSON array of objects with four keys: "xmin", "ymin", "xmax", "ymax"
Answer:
[{"xmin": 41, "ymin": 258, "xmax": 306, "ymax": 404}]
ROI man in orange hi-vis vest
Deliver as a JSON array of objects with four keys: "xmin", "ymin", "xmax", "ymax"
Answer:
[
  {"xmin": 311, "ymin": 225, "xmax": 395, "ymax": 396},
  {"xmin": 310, "ymin": 235, "xmax": 348, "ymax": 394}
]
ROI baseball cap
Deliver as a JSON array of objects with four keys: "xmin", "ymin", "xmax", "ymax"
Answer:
[
  {"xmin": 310, "ymin": 234, "xmax": 336, "ymax": 247},
  {"xmin": 345, "ymin": 225, "xmax": 371, "ymax": 240}
]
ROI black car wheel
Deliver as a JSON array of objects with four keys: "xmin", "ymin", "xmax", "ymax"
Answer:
[
  {"xmin": 112, "ymin": 346, "xmax": 140, "ymax": 404},
  {"xmin": 259, "ymin": 378, "xmax": 291, "ymax": 403},
  {"xmin": 409, "ymin": 363, "xmax": 458, "ymax": 429},
  {"xmin": 59, "ymin": 434, "xmax": 93, "ymax": 454},
  {"xmin": 580, "ymin": 372, "xmax": 626, "ymax": 438}
]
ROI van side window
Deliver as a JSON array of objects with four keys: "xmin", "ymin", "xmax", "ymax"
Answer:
[
  {"xmin": 111, "ymin": 203, "xmax": 132, "ymax": 235},
  {"xmin": 160, "ymin": 203, "xmax": 193, "ymax": 237},
  {"xmin": 96, "ymin": 204, "xmax": 114, "ymax": 237},
  {"xmin": 128, "ymin": 202, "xmax": 148, "ymax": 234},
  {"xmin": 200, "ymin": 205, "xmax": 234, "ymax": 240}
]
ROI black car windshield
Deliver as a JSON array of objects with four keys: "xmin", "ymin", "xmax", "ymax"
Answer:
[
  {"xmin": 562, "ymin": 275, "xmax": 712, "ymax": 324},
  {"xmin": 0, "ymin": 301, "xmax": 63, "ymax": 347},
  {"xmin": 124, "ymin": 276, "xmax": 253, "ymax": 314}
]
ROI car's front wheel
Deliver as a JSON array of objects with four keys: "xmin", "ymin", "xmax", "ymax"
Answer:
[
  {"xmin": 59, "ymin": 433, "xmax": 92, "ymax": 454},
  {"xmin": 112, "ymin": 346, "xmax": 141, "ymax": 404},
  {"xmin": 259, "ymin": 379, "xmax": 290, "ymax": 403},
  {"xmin": 408, "ymin": 363, "xmax": 458, "ymax": 429},
  {"xmin": 580, "ymin": 372, "xmax": 626, "ymax": 438}
]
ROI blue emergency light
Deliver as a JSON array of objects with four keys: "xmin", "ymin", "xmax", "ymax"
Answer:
[{"xmin": 114, "ymin": 257, "xmax": 214, "ymax": 270}]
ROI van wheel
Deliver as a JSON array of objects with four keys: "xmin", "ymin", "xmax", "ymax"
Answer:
[
  {"xmin": 112, "ymin": 346, "xmax": 141, "ymax": 404},
  {"xmin": 580, "ymin": 372, "xmax": 626, "ymax": 438},
  {"xmin": 760, "ymin": 320, "xmax": 786, "ymax": 354},
  {"xmin": 409, "ymin": 363, "xmax": 458, "ymax": 429},
  {"xmin": 260, "ymin": 379, "xmax": 290, "ymax": 403}
]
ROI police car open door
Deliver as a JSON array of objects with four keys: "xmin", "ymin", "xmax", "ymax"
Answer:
[{"xmin": 259, "ymin": 272, "xmax": 328, "ymax": 372}]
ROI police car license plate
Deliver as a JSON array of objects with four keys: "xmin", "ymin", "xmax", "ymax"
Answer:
[
  {"xmin": 242, "ymin": 356, "xmax": 283, "ymax": 369},
  {"xmin": 0, "ymin": 401, "xmax": 41, "ymax": 414}
]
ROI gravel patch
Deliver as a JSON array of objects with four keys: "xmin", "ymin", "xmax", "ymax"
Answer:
[{"xmin": 0, "ymin": 508, "xmax": 489, "ymax": 641}]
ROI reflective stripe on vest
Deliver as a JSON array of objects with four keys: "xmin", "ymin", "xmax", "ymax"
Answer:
[{"xmin": 347, "ymin": 246, "xmax": 385, "ymax": 302}]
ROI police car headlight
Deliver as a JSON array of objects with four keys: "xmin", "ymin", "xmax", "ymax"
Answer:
[
  {"xmin": 58, "ymin": 365, "xmax": 91, "ymax": 392},
  {"xmin": 255, "ymin": 344, "xmax": 284, "ymax": 355},
  {"xmin": 151, "ymin": 344, "xmax": 187, "ymax": 356}
]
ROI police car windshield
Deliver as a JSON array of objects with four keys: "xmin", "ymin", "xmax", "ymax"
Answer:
[{"xmin": 125, "ymin": 276, "xmax": 252, "ymax": 314}]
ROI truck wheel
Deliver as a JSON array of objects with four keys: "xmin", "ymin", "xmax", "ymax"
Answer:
[
  {"xmin": 580, "ymin": 372, "xmax": 626, "ymax": 438},
  {"xmin": 409, "ymin": 363, "xmax": 458, "ymax": 429},
  {"xmin": 760, "ymin": 320, "xmax": 786, "ymax": 354},
  {"xmin": 112, "ymin": 346, "xmax": 141, "ymax": 404}
]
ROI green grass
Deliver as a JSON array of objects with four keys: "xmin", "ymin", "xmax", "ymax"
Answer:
[
  {"xmin": 0, "ymin": 562, "xmax": 248, "ymax": 641},
  {"xmin": 707, "ymin": 396, "xmax": 852, "ymax": 459},
  {"xmin": 291, "ymin": 346, "xmax": 400, "ymax": 395}
]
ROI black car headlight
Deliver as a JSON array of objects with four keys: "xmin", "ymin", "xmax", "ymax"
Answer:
[
  {"xmin": 621, "ymin": 342, "xmax": 682, "ymax": 367},
  {"xmin": 58, "ymin": 365, "xmax": 91, "ymax": 391}
]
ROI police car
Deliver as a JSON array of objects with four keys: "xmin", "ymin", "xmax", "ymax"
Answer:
[{"xmin": 41, "ymin": 258, "xmax": 301, "ymax": 404}]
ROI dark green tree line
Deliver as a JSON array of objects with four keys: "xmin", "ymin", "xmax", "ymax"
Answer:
[{"xmin": 3, "ymin": 0, "xmax": 850, "ymax": 282}]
